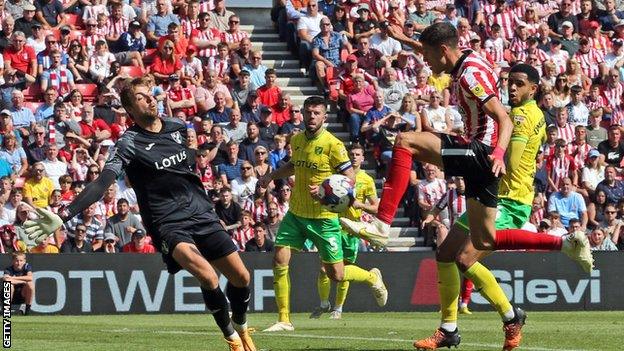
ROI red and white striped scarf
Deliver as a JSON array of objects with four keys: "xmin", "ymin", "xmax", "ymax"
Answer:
[{"xmin": 49, "ymin": 69, "xmax": 70, "ymax": 96}]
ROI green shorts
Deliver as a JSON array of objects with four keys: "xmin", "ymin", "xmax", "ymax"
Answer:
[
  {"xmin": 275, "ymin": 212, "xmax": 344, "ymax": 263},
  {"xmin": 456, "ymin": 198, "xmax": 532, "ymax": 231},
  {"xmin": 341, "ymin": 230, "xmax": 360, "ymax": 264}
]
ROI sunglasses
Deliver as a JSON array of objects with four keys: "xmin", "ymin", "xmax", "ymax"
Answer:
[
  {"xmin": 89, "ymin": 170, "xmax": 100, "ymax": 174},
  {"xmin": 164, "ymin": 46, "xmax": 174, "ymax": 50},
  {"xmin": 241, "ymin": 166, "xmax": 253, "ymax": 170},
  {"xmin": 606, "ymin": 211, "xmax": 617, "ymax": 214},
  {"xmin": 229, "ymin": 20, "xmax": 239, "ymax": 24},
  {"xmin": 34, "ymin": 169, "xmax": 44, "ymax": 172},
  {"xmin": 255, "ymin": 151, "xmax": 266, "ymax": 155}
]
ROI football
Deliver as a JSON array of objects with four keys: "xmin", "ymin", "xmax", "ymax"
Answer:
[{"xmin": 318, "ymin": 174, "xmax": 356, "ymax": 213}]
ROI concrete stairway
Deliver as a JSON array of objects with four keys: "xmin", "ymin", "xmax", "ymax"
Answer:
[{"xmin": 242, "ymin": 24, "xmax": 428, "ymax": 252}]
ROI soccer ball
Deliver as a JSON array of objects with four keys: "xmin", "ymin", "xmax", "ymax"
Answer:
[{"xmin": 318, "ymin": 174, "xmax": 355, "ymax": 213}]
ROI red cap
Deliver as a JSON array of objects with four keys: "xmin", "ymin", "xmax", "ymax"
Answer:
[
  {"xmin": 589, "ymin": 21, "xmax": 600, "ymax": 29},
  {"xmin": 346, "ymin": 54, "xmax": 358, "ymax": 62},
  {"xmin": 186, "ymin": 45, "xmax": 197, "ymax": 54}
]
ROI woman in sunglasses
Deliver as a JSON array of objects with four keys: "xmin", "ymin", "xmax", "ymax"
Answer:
[
  {"xmin": 67, "ymin": 39, "xmax": 90, "ymax": 83},
  {"xmin": 149, "ymin": 39, "xmax": 182, "ymax": 84}
]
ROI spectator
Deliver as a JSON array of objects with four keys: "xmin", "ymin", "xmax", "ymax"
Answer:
[
  {"xmin": 238, "ymin": 122, "xmax": 269, "ymax": 162},
  {"xmin": 602, "ymin": 68, "xmax": 624, "ymax": 123},
  {"xmin": 257, "ymin": 69, "xmax": 282, "ymax": 108},
  {"xmin": 122, "ymin": 229, "xmax": 157, "ymax": 253},
  {"xmin": 230, "ymin": 37, "xmax": 253, "ymax": 81},
  {"xmin": 189, "ymin": 12, "xmax": 221, "ymax": 66},
  {"xmin": 552, "ymin": 73, "xmax": 571, "ymax": 108},
  {"xmin": 598, "ymin": 0, "xmax": 624, "ymax": 32},
  {"xmin": 149, "ymin": 39, "xmax": 182, "ymax": 83},
  {"xmin": 548, "ymin": 176, "xmax": 588, "ymax": 228},
  {"xmin": 29, "ymin": 235, "xmax": 59, "ymax": 253},
  {"xmin": 157, "ymin": 22, "xmax": 189, "ymax": 60},
  {"xmin": 64, "ymin": 203, "xmax": 104, "ymax": 251},
  {"xmin": 25, "ymin": 125, "xmax": 47, "ymax": 165},
  {"xmin": 360, "ymin": 90, "xmax": 392, "ymax": 142},
  {"xmin": 588, "ymin": 189, "xmax": 608, "ymax": 230},
  {"xmin": 14, "ymin": 3, "xmax": 37, "ymax": 38},
  {"xmin": 231, "ymin": 70, "xmax": 252, "ymax": 108},
  {"xmin": 79, "ymin": 104, "xmax": 112, "ymax": 143},
  {"xmin": 353, "ymin": 4, "xmax": 377, "ymax": 41},
  {"xmin": 207, "ymin": 91, "xmax": 232, "ymax": 124},
  {"xmin": 34, "ymin": 87, "xmax": 57, "ymax": 123},
  {"xmin": 279, "ymin": 104, "xmax": 304, "ymax": 135},
  {"xmin": 546, "ymin": 138, "xmax": 578, "ymax": 193},
  {"xmin": 0, "ymin": 134, "xmax": 27, "ymax": 178},
  {"xmin": 0, "ymin": 225, "xmax": 26, "ymax": 254},
  {"xmin": 221, "ymin": 15, "xmax": 249, "ymax": 50},
  {"xmin": 215, "ymin": 187, "xmax": 242, "ymax": 232},
  {"xmin": 567, "ymin": 85, "xmax": 589, "ymax": 126},
  {"xmin": 598, "ymin": 125, "xmax": 624, "ymax": 167},
  {"xmin": 181, "ymin": 45, "xmax": 203, "ymax": 88},
  {"xmin": 23, "ymin": 162, "xmax": 54, "ymax": 208},
  {"xmin": 377, "ymin": 67, "xmax": 408, "ymax": 112},
  {"xmin": 271, "ymin": 92, "xmax": 292, "ymax": 127},
  {"xmin": 253, "ymin": 145, "xmax": 272, "ymax": 178},
  {"xmin": 353, "ymin": 36, "xmax": 386, "ymax": 78},
  {"xmin": 586, "ymin": 108, "xmax": 607, "ymax": 148},
  {"xmin": 269, "ymin": 134, "xmax": 287, "ymax": 170},
  {"xmin": 89, "ymin": 40, "xmax": 116, "ymax": 84},
  {"xmin": 575, "ymin": 37, "xmax": 607, "ymax": 80},
  {"xmin": 95, "ymin": 232, "xmax": 120, "ymax": 253},
  {"xmin": 370, "ymin": 21, "xmax": 402, "ymax": 62},
  {"xmin": 60, "ymin": 224, "xmax": 93, "ymax": 253},
  {"xmin": 263, "ymin": 200, "xmax": 282, "ymax": 241},
  {"xmin": 231, "ymin": 160, "xmax": 258, "ymax": 205},
  {"xmin": 570, "ymin": 125, "xmax": 592, "ymax": 171},
  {"xmin": 232, "ymin": 210, "xmax": 254, "ymax": 250},
  {"xmin": 196, "ymin": 69, "xmax": 233, "ymax": 113},
  {"xmin": 117, "ymin": 20, "xmax": 147, "ymax": 55},
  {"xmin": 596, "ymin": 165, "xmax": 624, "ymax": 204},
  {"xmin": 346, "ymin": 74, "xmax": 376, "ymax": 144},
  {"xmin": 257, "ymin": 106, "xmax": 279, "ymax": 144},
  {"xmin": 408, "ymin": 0, "xmax": 436, "ymax": 32},
  {"xmin": 167, "ymin": 74, "xmax": 196, "ymax": 118},
  {"xmin": 548, "ymin": 1, "xmax": 579, "ymax": 35},
  {"xmin": 146, "ymin": 0, "xmax": 180, "ymax": 45},
  {"xmin": 209, "ymin": 0, "xmax": 235, "ymax": 32},
  {"xmin": 297, "ymin": 1, "xmax": 323, "ymax": 70},
  {"xmin": 219, "ymin": 140, "xmax": 244, "ymax": 186},
  {"xmin": 589, "ymin": 228, "xmax": 618, "ymax": 251},
  {"xmin": 422, "ymin": 91, "xmax": 451, "ymax": 133},
  {"xmin": 104, "ymin": 197, "xmax": 145, "ymax": 246},
  {"xmin": 554, "ymin": 106, "xmax": 575, "ymax": 144},
  {"xmin": 222, "ymin": 108, "xmax": 247, "ymax": 144},
  {"xmin": 35, "ymin": 0, "xmax": 66, "ymax": 29},
  {"xmin": 243, "ymin": 50, "xmax": 268, "ymax": 90},
  {"xmin": 581, "ymin": 149, "xmax": 605, "ymax": 197},
  {"xmin": 245, "ymin": 222, "xmax": 274, "ymax": 252},
  {"xmin": 417, "ymin": 163, "xmax": 447, "ymax": 217},
  {"xmin": 311, "ymin": 16, "xmax": 349, "ymax": 89},
  {"xmin": 3, "ymin": 252, "xmax": 33, "ymax": 315}
]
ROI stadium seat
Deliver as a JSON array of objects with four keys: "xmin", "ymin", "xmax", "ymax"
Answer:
[
  {"xmin": 47, "ymin": 28, "xmax": 61, "ymax": 40},
  {"xmin": 66, "ymin": 14, "xmax": 84, "ymax": 29},
  {"xmin": 23, "ymin": 85, "xmax": 43, "ymax": 102},
  {"xmin": 143, "ymin": 48, "xmax": 158, "ymax": 65},
  {"xmin": 75, "ymin": 84, "xmax": 99, "ymax": 102},
  {"xmin": 120, "ymin": 66, "xmax": 146, "ymax": 78},
  {"xmin": 23, "ymin": 101, "xmax": 43, "ymax": 113}
]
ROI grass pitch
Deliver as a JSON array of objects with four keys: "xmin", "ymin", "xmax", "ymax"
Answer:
[{"xmin": 11, "ymin": 311, "xmax": 622, "ymax": 350}]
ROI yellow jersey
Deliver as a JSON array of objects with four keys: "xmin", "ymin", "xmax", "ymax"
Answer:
[
  {"xmin": 498, "ymin": 99, "xmax": 546, "ymax": 205},
  {"xmin": 289, "ymin": 129, "xmax": 352, "ymax": 219},
  {"xmin": 342, "ymin": 169, "xmax": 377, "ymax": 221}
]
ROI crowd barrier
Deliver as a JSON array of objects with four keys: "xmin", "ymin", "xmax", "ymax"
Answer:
[{"xmin": 1, "ymin": 252, "xmax": 620, "ymax": 314}]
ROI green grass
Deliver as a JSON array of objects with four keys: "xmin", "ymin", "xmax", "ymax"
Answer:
[{"xmin": 10, "ymin": 311, "xmax": 623, "ymax": 350}]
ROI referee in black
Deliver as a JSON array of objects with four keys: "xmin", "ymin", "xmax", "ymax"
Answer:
[{"xmin": 24, "ymin": 78, "xmax": 256, "ymax": 351}]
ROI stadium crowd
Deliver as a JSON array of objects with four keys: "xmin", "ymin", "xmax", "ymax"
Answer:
[{"xmin": 0, "ymin": 0, "xmax": 623, "ymax": 255}]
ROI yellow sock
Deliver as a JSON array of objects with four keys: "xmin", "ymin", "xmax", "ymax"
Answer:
[
  {"xmin": 437, "ymin": 261, "xmax": 460, "ymax": 324},
  {"xmin": 463, "ymin": 262, "xmax": 512, "ymax": 319},
  {"xmin": 343, "ymin": 265, "xmax": 376, "ymax": 285},
  {"xmin": 273, "ymin": 265, "xmax": 290, "ymax": 323},
  {"xmin": 317, "ymin": 271, "xmax": 331, "ymax": 304},
  {"xmin": 335, "ymin": 281, "xmax": 350, "ymax": 308}
]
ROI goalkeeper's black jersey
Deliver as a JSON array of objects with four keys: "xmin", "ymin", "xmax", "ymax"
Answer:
[{"xmin": 103, "ymin": 118, "xmax": 219, "ymax": 230}]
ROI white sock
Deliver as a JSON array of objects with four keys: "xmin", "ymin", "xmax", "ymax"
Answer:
[
  {"xmin": 460, "ymin": 302, "xmax": 468, "ymax": 308},
  {"xmin": 320, "ymin": 300, "xmax": 330, "ymax": 309},
  {"xmin": 333, "ymin": 305, "xmax": 343, "ymax": 312},
  {"xmin": 225, "ymin": 331, "xmax": 240, "ymax": 340},
  {"xmin": 502, "ymin": 308, "xmax": 515, "ymax": 322},
  {"xmin": 232, "ymin": 321, "xmax": 248, "ymax": 332},
  {"xmin": 440, "ymin": 322, "xmax": 457, "ymax": 332}
]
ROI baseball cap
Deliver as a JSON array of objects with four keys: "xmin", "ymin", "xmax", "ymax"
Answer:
[
  {"xmin": 0, "ymin": 109, "xmax": 11, "ymax": 116},
  {"xmin": 60, "ymin": 25, "xmax": 71, "ymax": 33},
  {"xmin": 86, "ymin": 18, "xmax": 97, "ymax": 25},
  {"xmin": 22, "ymin": 3, "xmax": 36, "ymax": 11},
  {"xmin": 561, "ymin": 21, "xmax": 573, "ymax": 28},
  {"xmin": 133, "ymin": 229, "xmax": 146, "ymax": 237},
  {"xmin": 168, "ymin": 74, "xmax": 180, "ymax": 81},
  {"xmin": 589, "ymin": 21, "xmax": 600, "ymax": 29},
  {"xmin": 346, "ymin": 54, "xmax": 358, "ymax": 62},
  {"xmin": 469, "ymin": 33, "xmax": 481, "ymax": 42},
  {"xmin": 357, "ymin": 3, "xmax": 369, "ymax": 12},
  {"xmin": 589, "ymin": 149, "xmax": 600, "ymax": 158},
  {"xmin": 101, "ymin": 139, "xmax": 115, "ymax": 147},
  {"xmin": 103, "ymin": 232, "xmax": 117, "ymax": 242},
  {"xmin": 130, "ymin": 20, "xmax": 141, "ymax": 28},
  {"xmin": 186, "ymin": 44, "xmax": 197, "ymax": 54},
  {"xmin": 613, "ymin": 38, "xmax": 624, "ymax": 47}
]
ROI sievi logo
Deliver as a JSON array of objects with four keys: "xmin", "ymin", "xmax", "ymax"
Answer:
[{"xmin": 409, "ymin": 261, "xmax": 601, "ymax": 306}]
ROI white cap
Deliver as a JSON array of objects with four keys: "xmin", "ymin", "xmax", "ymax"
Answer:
[{"xmin": 561, "ymin": 21, "xmax": 573, "ymax": 28}]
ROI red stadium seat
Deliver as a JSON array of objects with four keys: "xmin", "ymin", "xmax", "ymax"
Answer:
[
  {"xmin": 120, "ymin": 66, "xmax": 145, "ymax": 78},
  {"xmin": 75, "ymin": 84, "xmax": 99, "ymax": 102},
  {"xmin": 23, "ymin": 85, "xmax": 43, "ymax": 102},
  {"xmin": 66, "ymin": 14, "xmax": 84, "ymax": 29},
  {"xmin": 46, "ymin": 28, "xmax": 61, "ymax": 40}
]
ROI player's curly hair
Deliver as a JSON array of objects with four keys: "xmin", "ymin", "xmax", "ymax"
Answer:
[{"xmin": 419, "ymin": 22, "xmax": 458, "ymax": 48}]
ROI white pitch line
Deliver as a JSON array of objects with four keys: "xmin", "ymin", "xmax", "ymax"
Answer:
[{"xmin": 106, "ymin": 328, "xmax": 590, "ymax": 351}]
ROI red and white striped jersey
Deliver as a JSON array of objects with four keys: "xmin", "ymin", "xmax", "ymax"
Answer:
[
  {"xmin": 602, "ymin": 82, "xmax": 624, "ymax": 123},
  {"xmin": 395, "ymin": 65, "xmax": 419, "ymax": 91},
  {"xmin": 418, "ymin": 178, "xmax": 447, "ymax": 208},
  {"xmin": 484, "ymin": 37, "xmax": 505, "ymax": 63},
  {"xmin": 412, "ymin": 84, "xmax": 437, "ymax": 100},
  {"xmin": 106, "ymin": 17, "xmax": 129, "ymax": 39},
  {"xmin": 588, "ymin": 35, "xmax": 611, "ymax": 56},
  {"xmin": 530, "ymin": 207, "xmax": 544, "ymax": 226},
  {"xmin": 191, "ymin": 28, "xmax": 221, "ymax": 57},
  {"xmin": 232, "ymin": 226, "xmax": 254, "ymax": 251},
  {"xmin": 532, "ymin": 1, "xmax": 558, "ymax": 18},
  {"xmin": 199, "ymin": 0, "xmax": 215, "ymax": 14},
  {"xmin": 516, "ymin": 48, "xmax": 549, "ymax": 64},
  {"xmin": 446, "ymin": 188, "xmax": 466, "ymax": 226},
  {"xmin": 243, "ymin": 199, "xmax": 268, "ymax": 223},
  {"xmin": 547, "ymin": 49, "xmax": 570, "ymax": 74},
  {"xmin": 180, "ymin": 18, "xmax": 200, "ymax": 38},
  {"xmin": 94, "ymin": 25, "xmax": 107, "ymax": 36},
  {"xmin": 372, "ymin": 0, "xmax": 405, "ymax": 19},
  {"xmin": 481, "ymin": 1, "xmax": 496, "ymax": 16},
  {"xmin": 546, "ymin": 155, "xmax": 577, "ymax": 189},
  {"xmin": 541, "ymin": 143, "xmax": 556, "ymax": 159},
  {"xmin": 78, "ymin": 33, "xmax": 105, "ymax": 57},
  {"xmin": 221, "ymin": 30, "xmax": 249, "ymax": 45},
  {"xmin": 570, "ymin": 142, "xmax": 592, "ymax": 169},
  {"xmin": 556, "ymin": 123, "xmax": 575, "ymax": 144},
  {"xmin": 574, "ymin": 48, "xmax": 605, "ymax": 79},
  {"xmin": 586, "ymin": 95, "xmax": 606, "ymax": 112},
  {"xmin": 426, "ymin": 0, "xmax": 450, "ymax": 11},
  {"xmin": 487, "ymin": 10, "xmax": 520, "ymax": 40},
  {"xmin": 450, "ymin": 51, "xmax": 500, "ymax": 147},
  {"xmin": 207, "ymin": 55, "xmax": 231, "ymax": 78},
  {"xmin": 458, "ymin": 31, "xmax": 476, "ymax": 50},
  {"xmin": 509, "ymin": 3, "xmax": 526, "ymax": 19},
  {"xmin": 509, "ymin": 37, "xmax": 528, "ymax": 54}
]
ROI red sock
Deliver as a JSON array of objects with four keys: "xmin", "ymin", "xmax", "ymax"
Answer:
[
  {"xmin": 461, "ymin": 279, "xmax": 474, "ymax": 305},
  {"xmin": 495, "ymin": 229, "xmax": 562, "ymax": 251},
  {"xmin": 377, "ymin": 146, "xmax": 413, "ymax": 224}
]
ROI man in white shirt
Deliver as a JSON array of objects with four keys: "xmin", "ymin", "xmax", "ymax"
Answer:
[
  {"xmin": 41, "ymin": 143, "xmax": 67, "ymax": 188},
  {"xmin": 370, "ymin": 21, "xmax": 402, "ymax": 62},
  {"xmin": 297, "ymin": 0, "xmax": 323, "ymax": 70}
]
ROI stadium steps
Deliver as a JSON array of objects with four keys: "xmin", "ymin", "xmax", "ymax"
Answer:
[{"xmin": 242, "ymin": 23, "xmax": 427, "ymax": 250}]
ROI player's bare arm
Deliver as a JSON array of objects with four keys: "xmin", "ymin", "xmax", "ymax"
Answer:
[
  {"xmin": 259, "ymin": 161, "xmax": 295, "ymax": 188},
  {"xmin": 482, "ymin": 97, "xmax": 512, "ymax": 177}
]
